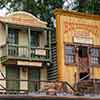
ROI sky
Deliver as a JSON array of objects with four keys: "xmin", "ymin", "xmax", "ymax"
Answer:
[
  {"xmin": 0, "ymin": 8, "xmax": 8, "ymax": 16},
  {"xmin": 0, "ymin": 0, "xmax": 76, "ymax": 16}
]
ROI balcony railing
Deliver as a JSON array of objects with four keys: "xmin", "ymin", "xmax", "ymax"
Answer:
[{"xmin": 1, "ymin": 44, "xmax": 50, "ymax": 62}]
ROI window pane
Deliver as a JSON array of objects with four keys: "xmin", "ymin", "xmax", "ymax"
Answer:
[
  {"xmin": 64, "ymin": 46, "xmax": 74, "ymax": 55},
  {"xmin": 8, "ymin": 29, "xmax": 18, "ymax": 44},
  {"xmin": 31, "ymin": 31, "xmax": 39, "ymax": 47},
  {"xmin": 91, "ymin": 57, "xmax": 99, "ymax": 64},
  {"xmin": 64, "ymin": 45, "xmax": 75, "ymax": 64},
  {"xmin": 90, "ymin": 48, "xmax": 99, "ymax": 64},
  {"xmin": 90, "ymin": 48, "xmax": 98, "ymax": 57}
]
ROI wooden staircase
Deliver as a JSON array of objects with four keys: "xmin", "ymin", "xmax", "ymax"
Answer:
[
  {"xmin": 77, "ymin": 80, "xmax": 95, "ymax": 95},
  {"xmin": 0, "ymin": 56, "xmax": 7, "ymax": 64}
]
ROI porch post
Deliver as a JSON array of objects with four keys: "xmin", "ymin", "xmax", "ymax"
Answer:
[
  {"xmin": 28, "ymin": 27, "xmax": 31, "ymax": 59},
  {"xmin": 5, "ymin": 24, "xmax": 8, "ymax": 56},
  {"xmin": 48, "ymin": 30, "xmax": 51, "ymax": 62}
]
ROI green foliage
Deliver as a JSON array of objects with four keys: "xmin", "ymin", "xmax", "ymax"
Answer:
[
  {"xmin": 0, "ymin": 0, "xmax": 63, "ymax": 27},
  {"xmin": 78, "ymin": 0, "xmax": 96, "ymax": 14}
]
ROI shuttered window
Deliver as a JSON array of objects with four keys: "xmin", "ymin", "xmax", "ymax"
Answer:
[
  {"xmin": 64, "ymin": 45, "xmax": 75, "ymax": 64},
  {"xmin": 90, "ymin": 48, "xmax": 99, "ymax": 64}
]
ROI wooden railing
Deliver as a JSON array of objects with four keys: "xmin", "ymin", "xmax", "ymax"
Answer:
[
  {"xmin": 0, "ymin": 44, "xmax": 50, "ymax": 63},
  {"xmin": 0, "ymin": 79, "xmax": 77, "ymax": 96}
]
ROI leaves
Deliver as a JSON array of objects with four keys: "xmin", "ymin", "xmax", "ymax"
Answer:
[{"xmin": 0, "ymin": 0, "xmax": 63, "ymax": 27}]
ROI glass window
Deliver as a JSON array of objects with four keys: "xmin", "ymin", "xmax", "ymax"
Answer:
[
  {"xmin": 8, "ymin": 28, "xmax": 18, "ymax": 56},
  {"xmin": 8, "ymin": 29, "xmax": 18, "ymax": 44},
  {"xmin": 31, "ymin": 31, "xmax": 39, "ymax": 47},
  {"xmin": 64, "ymin": 45, "xmax": 75, "ymax": 64},
  {"xmin": 90, "ymin": 48, "xmax": 99, "ymax": 64}
]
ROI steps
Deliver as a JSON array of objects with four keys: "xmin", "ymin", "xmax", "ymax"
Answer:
[
  {"xmin": 0, "ymin": 56, "xmax": 7, "ymax": 64},
  {"xmin": 77, "ymin": 80, "xmax": 95, "ymax": 95}
]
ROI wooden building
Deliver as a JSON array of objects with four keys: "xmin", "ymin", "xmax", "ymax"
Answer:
[
  {"xmin": 0, "ymin": 11, "xmax": 51, "ymax": 92},
  {"xmin": 54, "ymin": 9, "xmax": 100, "ymax": 89}
]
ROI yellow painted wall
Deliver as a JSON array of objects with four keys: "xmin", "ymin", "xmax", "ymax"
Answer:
[
  {"xmin": 56, "ymin": 15, "xmax": 65, "ymax": 81},
  {"xmin": 54, "ymin": 9, "xmax": 100, "ymax": 86},
  {"xmin": 61, "ymin": 15, "xmax": 100, "ymax": 45}
]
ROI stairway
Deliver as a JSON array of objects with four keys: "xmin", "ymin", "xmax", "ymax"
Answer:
[
  {"xmin": 47, "ymin": 29, "xmax": 58, "ymax": 80},
  {"xmin": 0, "ymin": 56, "xmax": 7, "ymax": 64},
  {"xmin": 77, "ymin": 80, "xmax": 95, "ymax": 95}
]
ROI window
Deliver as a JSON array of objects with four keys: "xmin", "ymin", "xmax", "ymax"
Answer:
[
  {"xmin": 64, "ymin": 45, "xmax": 75, "ymax": 64},
  {"xmin": 78, "ymin": 46, "xmax": 88, "ymax": 57},
  {"xmin": 79, "ymin": 72, "xmax": 89, "ymax": 80},
  {"xmin": 90, "ymin": 48, "xmax": 99, "ymax": 64},
  {"xmin": 8, "ymin": 28, "xmax": 18, "ymax": 56},
  {"xmin": 31, "ymin": 31, "xmax": 39, "ymax": 47},
  {"xmin": 8, "ymin": 29, "xmax": 18, "ymax": 44}
]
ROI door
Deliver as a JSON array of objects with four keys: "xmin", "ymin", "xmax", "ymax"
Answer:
[
  {"xmin": 6, "ymin": 66, "xmax": 19, "ymax": 92},
  {"xmin": 78, "ymin": 46, "xmax": 89, "ymax": 80},
  {"xmin": 28, "ymin": 68, "xmax": 40, "ymax": 92}
]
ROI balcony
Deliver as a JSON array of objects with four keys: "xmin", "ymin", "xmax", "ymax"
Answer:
[{"xmin": 0, "ymin": 44, "xmax": 50, "ymax": 63}]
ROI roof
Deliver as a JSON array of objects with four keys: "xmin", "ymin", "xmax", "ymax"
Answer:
[
  {"xmin": 0, "ymin": 11, "xmax": 47, "ymax": 28},
  {"xmin": 54, "ymin": 9, "xmax": 100, "ymax": 21}
]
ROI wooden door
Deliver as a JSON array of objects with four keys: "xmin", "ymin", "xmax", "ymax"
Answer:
[
  {"xmin": 6, "ymin": 66, "xmax": 19, "ymax": 92},
  {"xmin": 28, "ymin": 68, "xmax": 40, "ymax": 92}
]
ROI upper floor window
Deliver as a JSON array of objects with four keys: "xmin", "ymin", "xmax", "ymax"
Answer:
[
  {"xmin": 64, "ymin": 45, "xmax": 75, "ymax": 64},
  {"xmin": 31, "ymin": 31, "xmax": 39, "ymax": 47},
  {"xmin": 8, "ymin": 28, "xmax": 18, "ymax": 44},
  {"xmin": 90, "ymin": 48, "xmax": 99, "ymax": 64}
]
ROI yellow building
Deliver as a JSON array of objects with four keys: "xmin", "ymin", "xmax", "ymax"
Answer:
[
  {"xmin": 0, "ymin": 11, "xmax": 51, "ymax": 92},
  {"xmin": 54, "ymin": 9, "xmax": 100, "ymax": 87}
]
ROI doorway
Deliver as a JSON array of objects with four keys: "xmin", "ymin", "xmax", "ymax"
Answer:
[
  {"xmin": 28, "ymin": 68, "xmax": 40, "ymax": 92},
  {"xmin": 78, "ymin": 46, "xmax": 89, "ymax": 80},
  {"xmin": 6, "ymin": 65, "xmax": 19, "ymax": 91}
]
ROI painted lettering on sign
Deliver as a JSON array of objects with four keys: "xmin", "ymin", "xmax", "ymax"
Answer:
[
  {"xmin": 17, "ymin": 61, "xmax": 42, "ymax": 67},
  {"xmin": 73, "ymin": 37, "xmax": 93, "ymax": 44},
  {"xmin": 64, "ymin": 21, "xmax": 98, "ymax": 36}
]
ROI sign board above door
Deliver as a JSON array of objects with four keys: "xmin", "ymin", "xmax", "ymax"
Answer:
[{"xmin": 73, "ymin": 37, "xmax": 93, "ymax": 44}]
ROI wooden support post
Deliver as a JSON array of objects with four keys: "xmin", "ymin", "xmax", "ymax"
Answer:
[
  {"xmin": 5, "ymin": 24, "xmax": 8, "ymax": 56},
  {"xmin": 28, "ymin": 27, "xmax": 31, "ymax": 59}
]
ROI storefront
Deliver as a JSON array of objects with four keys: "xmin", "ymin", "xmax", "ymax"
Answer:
[
  {"xmin": 54, "ymin": 9, "xmax": 100, "ymax": 87},
  {"xmin": 0, "ymin": 11, "xmax": 51, "ymax": 92}
]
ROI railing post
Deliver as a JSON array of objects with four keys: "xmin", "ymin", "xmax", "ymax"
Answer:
[
  {"xmin": 5, "ymin": 24, "xmax": 8, "ymax": 56},
  {"xmin": 28, "ymin": 27, "xmax": 31, "ymax": 60},
  {"xmin": 48, "ymin": 30, "xmax": 51, "ymax": 62}
]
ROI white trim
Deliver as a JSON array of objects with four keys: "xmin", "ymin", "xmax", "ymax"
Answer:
[{"xmin": 6, "ymin": 11, "xmax": 47, "ymax": 25}]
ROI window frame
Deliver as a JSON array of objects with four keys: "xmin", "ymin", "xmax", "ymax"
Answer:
[
  {"xmin": 8, "ymin": 28, "xmax": 18, "ymax": 44},
  {"xmin": 30, "ymin": 31, "xmax": 39, "ymax": 47},
  {"xmin": 64, "ymin": 45, "xmax": 76, "ymax": 65},
  {"xmin": 90, "ymin": 47, "xmax": 100, "ymax": 65}
]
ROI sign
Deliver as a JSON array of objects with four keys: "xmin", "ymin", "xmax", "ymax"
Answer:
[
  {"xmin": 73, "ymin": 37, "xmax": 93, "ymax": 44},
  {"xmin": 35, "ymin": 49, "xmax": 46, "ymax": 56},
  {"xmin": 64, "ymin": 21, "xmax": 98, "ymax": 36},
  {"xmin": 17, "ymin": 61, "xmax": 42, "ymax": 67}
]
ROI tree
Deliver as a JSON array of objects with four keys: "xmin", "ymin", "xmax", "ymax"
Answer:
[
  {"xmin": 0, "ymin": 0, "xmax": 63, "ymax": 27},
  {"xmin": 78, "ymin": 0, "xmax": 97, "ymax": 14}
]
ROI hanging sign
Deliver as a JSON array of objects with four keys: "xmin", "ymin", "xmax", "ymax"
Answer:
[{"xmin": 17, "ymin": 61, "xmax": 42, "ymax": 67}]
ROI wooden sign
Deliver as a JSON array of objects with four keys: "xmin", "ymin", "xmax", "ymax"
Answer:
[
  {"xmin": 17, "ymin": 61, "xmax": 42, "ymax": 67},
  {"xmin": 35, "ymin": 49, "xmax": 46, "ymax": 56},
  {"xmin": 73, "ymin": 37, "xmax": 93, "ymax": 44}
]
